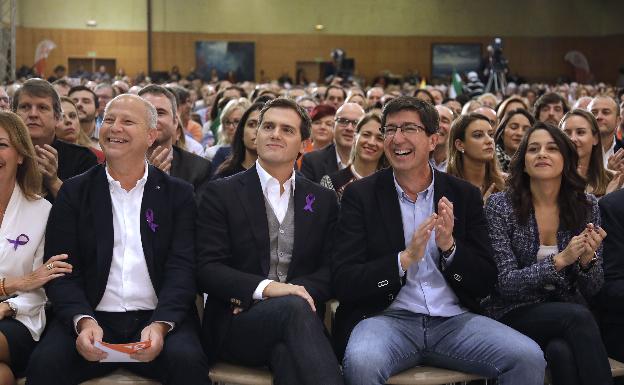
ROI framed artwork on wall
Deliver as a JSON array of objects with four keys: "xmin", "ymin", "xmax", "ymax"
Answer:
[
  {"xmin": 431, "ymin": 43, "xmax": 482, "ymax": 78},
  {"xmin": 195, "ymin": 41, "xmax": 255, "ymax": 82}
]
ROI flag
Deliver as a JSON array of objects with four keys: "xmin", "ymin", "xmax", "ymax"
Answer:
[
  {"xmin": 34, "ymin": 40, "xmax": 56, "ymax": 77},
  {"xmin": 419, "ymin": 77, "xmax": 427, "ymax": 89},
  {"xmin": 449, "ymin": 70, "xmax": 463, "ymax": 99}
]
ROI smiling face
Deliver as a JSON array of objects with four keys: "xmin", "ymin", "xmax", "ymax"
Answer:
[
  {"xmin": 502, "ymin": 113, "xmax": 531, "ymax": 155},
  {"xmin": 355, "ymin": 120, "xmax": 384, "ymax": 164},
  {"xmin": 56, "ymin": 100, "xmax": 81, "ymax": 143},
  {"xmin": 455, "ymin": 119, "xmax": 495, "ymax": 162},
  {"xmin": 256, "ymin": 107, "xmax": 304, "ymax": 167},
  {"xmin": 334, "ymin": 103, "xmax": 364, "ymax": 151},
  {"xmin": 311, "ymin": 115, "xmax": 334, "ymax": 147},
  {"xmin": 383, "ymin": 110, "xmax": 437, "ymax": 175},
  {"xmin": 561, "ymin": 115, "xmax": 598, "ymax": 161},
  {"xmin": 524, "ymin": 129, "xmax": 564, "ymax": 181},
  {"xmin": 0, "ymin": 124, "xmax": 23, "ymax": 186},
  {"xmin": 99, "ymin": 97, "xmax": 156, "ymax": 163},
  {"xmin": 435, "ymin": 105, "xmax": 453, "ymax": 148},
  {"xmin": 223, "ymin": 108, "xmax": 243, "ymax": 143}
]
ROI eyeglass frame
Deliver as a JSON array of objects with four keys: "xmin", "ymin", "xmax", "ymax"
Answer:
[
  {"xmin": 382, "ymin": 122, "xmax": 427, "ymax": 138},
  {"xmin": 334, "ymin": 117, "xmax": 359, "ymax": 127}
]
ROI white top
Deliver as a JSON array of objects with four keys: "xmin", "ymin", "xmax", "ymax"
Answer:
[
  {"xmin": 603, "ymin": 138, "xmax": 616, "ymax": 169},
  {"xmin": 96, "ymin": 163, "xmax": 158, "ymax": 312},
  {"xmin": 253, "ymin": 160, "xmax": 297, "ymax": 300},
  {"xmin": 537, "ymin": 244, "xmax": 558, "ymax": 262},
  {"xmin": 0, "ymin": 184, "xmax": 51, "ymax": 341},
  {"xmin": 335, "ymin": 147, "xmax": 348, "ymax": 170}
]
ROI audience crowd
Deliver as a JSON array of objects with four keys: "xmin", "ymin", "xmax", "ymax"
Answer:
[{"xmin": 0, "ymin": 65, "xmax": 623, "ymax": 385}]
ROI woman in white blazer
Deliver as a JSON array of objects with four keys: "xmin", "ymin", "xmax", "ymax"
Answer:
[{"xmin": 0, "ymin": 112, "xmax": 72, "ymax": 381}]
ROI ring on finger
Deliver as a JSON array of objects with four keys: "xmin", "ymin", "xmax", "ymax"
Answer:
[{"xmin": 46, "ymin": 263, "xmax": 54, "ymax": 271}]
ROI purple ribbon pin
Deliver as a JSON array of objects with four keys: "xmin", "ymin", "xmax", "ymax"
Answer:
[
  {"xmin": 145, "ymin": 209, "xmax": 158, "ymax": 232},
  {"xmin": 7, "ymin": 234, "xmax": 29, "ymax": 250},
  {"xmin": 304, "ymin": 193, "xmax": 315, "ymax": 213}
]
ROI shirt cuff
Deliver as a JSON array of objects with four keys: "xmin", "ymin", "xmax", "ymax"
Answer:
[
  {"xmin": 397, "ymin": 253, "xmax": 406, "ymax": 277},
  {"xmin": 73, "ymin": 314, "xmax": 97, "ymax": 334},
  {"xmin": 440, "ymin": 248, "xmax": 457, "ymax": 270},
  {"xmin": 154, "ymin": 321, "xmax": 175, "ymax": 332},
  {"xmin": 253, "ymin": 279, "xmax": 274, "ymax": 300}
]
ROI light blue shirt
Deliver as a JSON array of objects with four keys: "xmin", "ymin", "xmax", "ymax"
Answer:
[{"xmin": 389, "ymin": 170, "xmax": 466, "ymax": 317}]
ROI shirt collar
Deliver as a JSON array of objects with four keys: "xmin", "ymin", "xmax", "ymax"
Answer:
[
  {"xmin": 393, "ymin": 165, "xmax": 435, "ymax": 203},
  {"xmin": 335, "ymin": 146, "xmax": 348, "ymax": 169},
  {"xmin": 256, "ymin": 160, "xmax": 296, "ymax": 195},
  {"xmin": 105, "ymin": 161, "xmax": 149, "ymax": 192}
]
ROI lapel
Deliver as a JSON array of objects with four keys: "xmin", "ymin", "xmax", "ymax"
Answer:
[
  {"xmin": 139, "ymin": 166, "xmax": 162, "ymax": 284},
  {"xmin": 432, "ymin": 170, "xmax": 449, "ymax": 215},
  {"xmin": 237, "ymin": 167, "xmax": 271, "ymax": 276},
  {"xmin": 376, "ymin": 168, "xmax": 406, "ymax": 251},
  {"xmin": 90, "ymin": 166, "xmax": 114, "ymax": 293},
  {"xmin": 325, "ymin": 143, "xmax": 339, "ymax": 172},
  {"xmin": 169, "ymin": 146, "xmax": 181, "ymax": 177},
  {"xmin": 290, "ymin": 175, "xmax": 314, "ymax": 278}
]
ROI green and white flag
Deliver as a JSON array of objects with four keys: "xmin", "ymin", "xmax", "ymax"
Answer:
[{"xmin": 449, "ymin": 70, "xmax": 463, "ymax": 99}]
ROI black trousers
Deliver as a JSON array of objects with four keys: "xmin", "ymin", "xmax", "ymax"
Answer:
[
  {"xmin": 25, "ymin": 310, "xmax": 210, "ymax": 385},
  {"xmin": 220, "ymin": 295, "xmax": 344, "ymax": 385},
  {"xmin": 501, "ymin": 302, "xmax": 612, "ymax": 385}
]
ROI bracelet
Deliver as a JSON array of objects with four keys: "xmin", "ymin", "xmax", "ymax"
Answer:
[
  {"xmin": 0, "ymin": 278, "xmax": 6, "ymax": 297},
  {"xmin": 579, "ymin": 251, "xmax": 598, "ymax": 272},
  {"xmin": 439, "ymin": 240, "xmax": 456, "ymax": 260}
]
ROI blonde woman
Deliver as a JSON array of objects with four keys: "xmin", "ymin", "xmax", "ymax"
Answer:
[{"xmin": 0, "ymin": 112, "xmax": 71, "ymax": 381}]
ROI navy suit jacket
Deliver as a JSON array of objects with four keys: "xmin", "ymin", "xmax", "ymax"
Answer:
[
  {"xmin": 331, "ymin": 168, "xmax": 496, "ymax": 357},
  {"xmin": 300, "ymin": 143, "xmax": 339, "ymax": 183},
  {"xmin": 44, "ymin": 164, "xmax": 198, "ymax": 328},
  {"xmin": 196, "ymin": 166, "xmax": 338, "ymax": 359}
]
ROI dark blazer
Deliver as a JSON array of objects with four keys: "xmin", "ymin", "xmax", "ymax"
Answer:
[
  {"xmin": 331, "ymin": 168, "xmax": 496, "ymax": 356},
  {"xmin": 594, "ymin": 188, "xmax": 624, "ymax": 317},
  {"xmin": 46, "ymin": 138, "xmax": 98, "ymax": 204},
  {"xmin": 196, "ymin": 166, "xmax": 338, "ymax": 359},
  {"xmin": 44, "ymin": 164, "xmax": 197, "ymax": 328},
  {"xmin": 300, "ymin": 143, "xmax": 338, "ymax": 183},
  {"xmin": 170, "ymin": 145, "xmax": 212, "ymax": 196},
  {"xmin": 210, "ymin": 146, "xmax": 232, "ymax": 176}
]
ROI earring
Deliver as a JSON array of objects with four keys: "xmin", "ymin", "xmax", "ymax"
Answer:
[{"xmin": 460, "ymin": 149, "xmax": 465, "ymax": 154}]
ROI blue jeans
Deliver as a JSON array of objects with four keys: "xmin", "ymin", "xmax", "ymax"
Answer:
[{"xmin": 342, "ymin": 309, "xmax": 545, "ymax": 385}]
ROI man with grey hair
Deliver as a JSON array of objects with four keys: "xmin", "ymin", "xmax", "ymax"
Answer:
[{"xmin": 26, "ymin": 94, "xmax": 210, "ymax": 385}]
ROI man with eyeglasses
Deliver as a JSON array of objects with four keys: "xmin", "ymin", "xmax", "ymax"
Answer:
[
  {"xmin": 332, "ymin": 96, "xmax": 546, "ymax": 385},
  {"xmin": 300, "ymin": 102, "xmax": 364, "ymax": 182}
]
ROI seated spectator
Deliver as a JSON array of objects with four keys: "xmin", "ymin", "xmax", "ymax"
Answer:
[
  {"xmin": 196, "ymin": 98, "xmax": 343, "ymax": 384},
  {"xmin": 572, "ymin": 96, "xmax": 592, "ymax": 110},
  {"xmin": 213, "ymin": 102, "xmax": 264, "ymax": 179},
  {"xmin": 0, "ymin": 87, "xmax": 9, "ymax": 111},
  {"xmin": 534, "ymin": 92, "xmax": 569, "ymax": 126},
  {"xmin": 413, "ymin": 88, "xmax": 434, "ymax": 105},
  {"xmin": 429, "ymin": 105, "xmax": 454, "ymax": 172},
  {"xmin": 477, "ymin": 92, "xmax": 498, "ymax": 109},
  {"xmin": 474, "ymin": 105, "xmax": 498, "ymax": 128},
  {"xmin": 483, "ymin": 122, "xmax": 611, "ymax": 385},
  {"xmin": 57, "ymin": 97, "xmax": 105, "ymax": 163},
  {"xmin": 588, "ymin": 96, "xmax": 623, "ymax": 170},
  {"xmin": 461, "ymin": 99, "xmax": 483, "ymax": 115},
  {"xmin": 139, "ymin": 85, "xmax": 212, "ymax": 196},
  {"xmin": 12, "ymin": 79, "xmax": 98, "ymax": 203},
  {"xmin": 25, "ymin": 94, "xmax": 209, "ymax": 385},
  {"xmin": 300, "ymin": 103, "xmax": 364, "ymax": 182},
  {"xmin": 494, "ymin": 108, "xmax": 535, "ymax": 173},
  {"xmin": 333, "ymin": 96, "xmax": 545, "ymax": 385},
  {"xmin": 0, "ymin": 112, "xmax": 71, "ymax": 382},
  {"xmin": 560, "ymin": 109, "xmax": 623, "ymax": 197},
  {"xmin": 295, "ymin": 95, "xmax": 318, "ymax": 116},
  {"xmin": 206, "ymin": 98, "xmax": 252, "ymax": 168},
  {"xmin": 321, "ymin": 112, "xmax": 386, "ymax": 200},
  {"xmin": 447, "ymin": 113, "xmax": 505, "ymax": 202},
  {"xmin": 444, "ymin": 99, "xmax": 463, "ymax": 117},
  {"xmin": 594, "ymin": 188, "xmax": 624, "ymax": 373},
  {"xmin": 496, "ymin": 96, "xmax": 528, "ymax": 119},
  {"xmin": 345, "ymin": 92, "xmax": 367, "ymax": 110},
  {"xmin": 308, "ymin": 104, "xmax": 336, "ymax": 152},
  {"xmin": 324, "ymin": 85, "xmax": 346, "ymax": 110}
]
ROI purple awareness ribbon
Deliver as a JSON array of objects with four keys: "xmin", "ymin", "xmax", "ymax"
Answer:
[
  {"xmin": 7, "ymin": 234, "xmax": 29, "ymax": 250},
  {"xmin": 304, "ymin": 193, "xmax": 315, "ymax": 213},
  {"xmin": 145, "ymin": 209, "xmax": 158, "ymax": 232}
]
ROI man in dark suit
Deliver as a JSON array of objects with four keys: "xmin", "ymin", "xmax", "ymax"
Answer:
[
  {"xmin": 26, "ymin": 94, "xmax": 209, "ymax": 385},
  {"xmin": 333, "ymin": 96, "xmax": 545, "ymax": 385},
  {"xmin": 300, "ymin": 102, "xmax": 364, "ymax": 182},
  {"xmin": 138, "ymin": 85, "xmax": 212, "ymax": 196},
  {"xmin": 13, "ymin": 78, "xmax": 98, "ymax": 203},
  {"xmin": 196, "ymin": 98, "xmax": 343, "ymax": 385},
  {"xmin": 594, "ymin": 189, "xmax": 624, "ymax": 372}
]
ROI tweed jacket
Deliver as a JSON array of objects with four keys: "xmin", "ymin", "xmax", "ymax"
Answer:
[{"xmin": 482, "ymin": 191, "xmax": 603, "ymax": 320}]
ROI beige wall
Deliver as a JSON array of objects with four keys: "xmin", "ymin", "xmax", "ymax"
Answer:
[{"xmin": 17, "ymin": 0, "xmax": 624, "ymax": 36}]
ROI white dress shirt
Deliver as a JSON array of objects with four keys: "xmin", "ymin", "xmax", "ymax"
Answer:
[
  {"xmin": 96, "ymin": 163, "xmax": 158, "ymax": 311},
  {"xmin": 252, "ymin": 160, "xmax": 296, "ymax": 299},
  {"xmin": 0, "ymin": 184, "xmax": 50, "ymax": 341},
  {"xmin": 603, "ymin": 137, "xmax": 616, "ymax": 169},
  {"xmin": 335, "ymin": 147, "xmax": 348, "ymax": 170}
]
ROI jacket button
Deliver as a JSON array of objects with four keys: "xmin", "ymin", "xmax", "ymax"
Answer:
[
  {"xmin": 388, "ymin": 294, "xmax": 394, "ymax": 301},
  {"xmin": 453, "ymin": 274, "xmax": 462, "ymax": 282}
]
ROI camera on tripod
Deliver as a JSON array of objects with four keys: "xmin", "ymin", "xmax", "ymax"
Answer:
[{"xmin": 485, "ymin": 37, "xmax": 508, "ymax": 95}]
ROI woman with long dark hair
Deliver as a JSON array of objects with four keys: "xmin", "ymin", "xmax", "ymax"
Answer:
[
  {"xmin": 213, "ymin": 102, "xmax": 265, "ymax": 179},
  {"xmin": 447, "ymin": 113, "xmax": 505, "ymax": 202},
  {"xmin": 484, "ymin": 122, "xmax": 611, "ymax": 385}
]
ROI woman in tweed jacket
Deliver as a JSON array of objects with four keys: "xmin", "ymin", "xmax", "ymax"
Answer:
[{"xmin": 483, "ymin": 122, "xmax": 612, "ymax": 385}]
